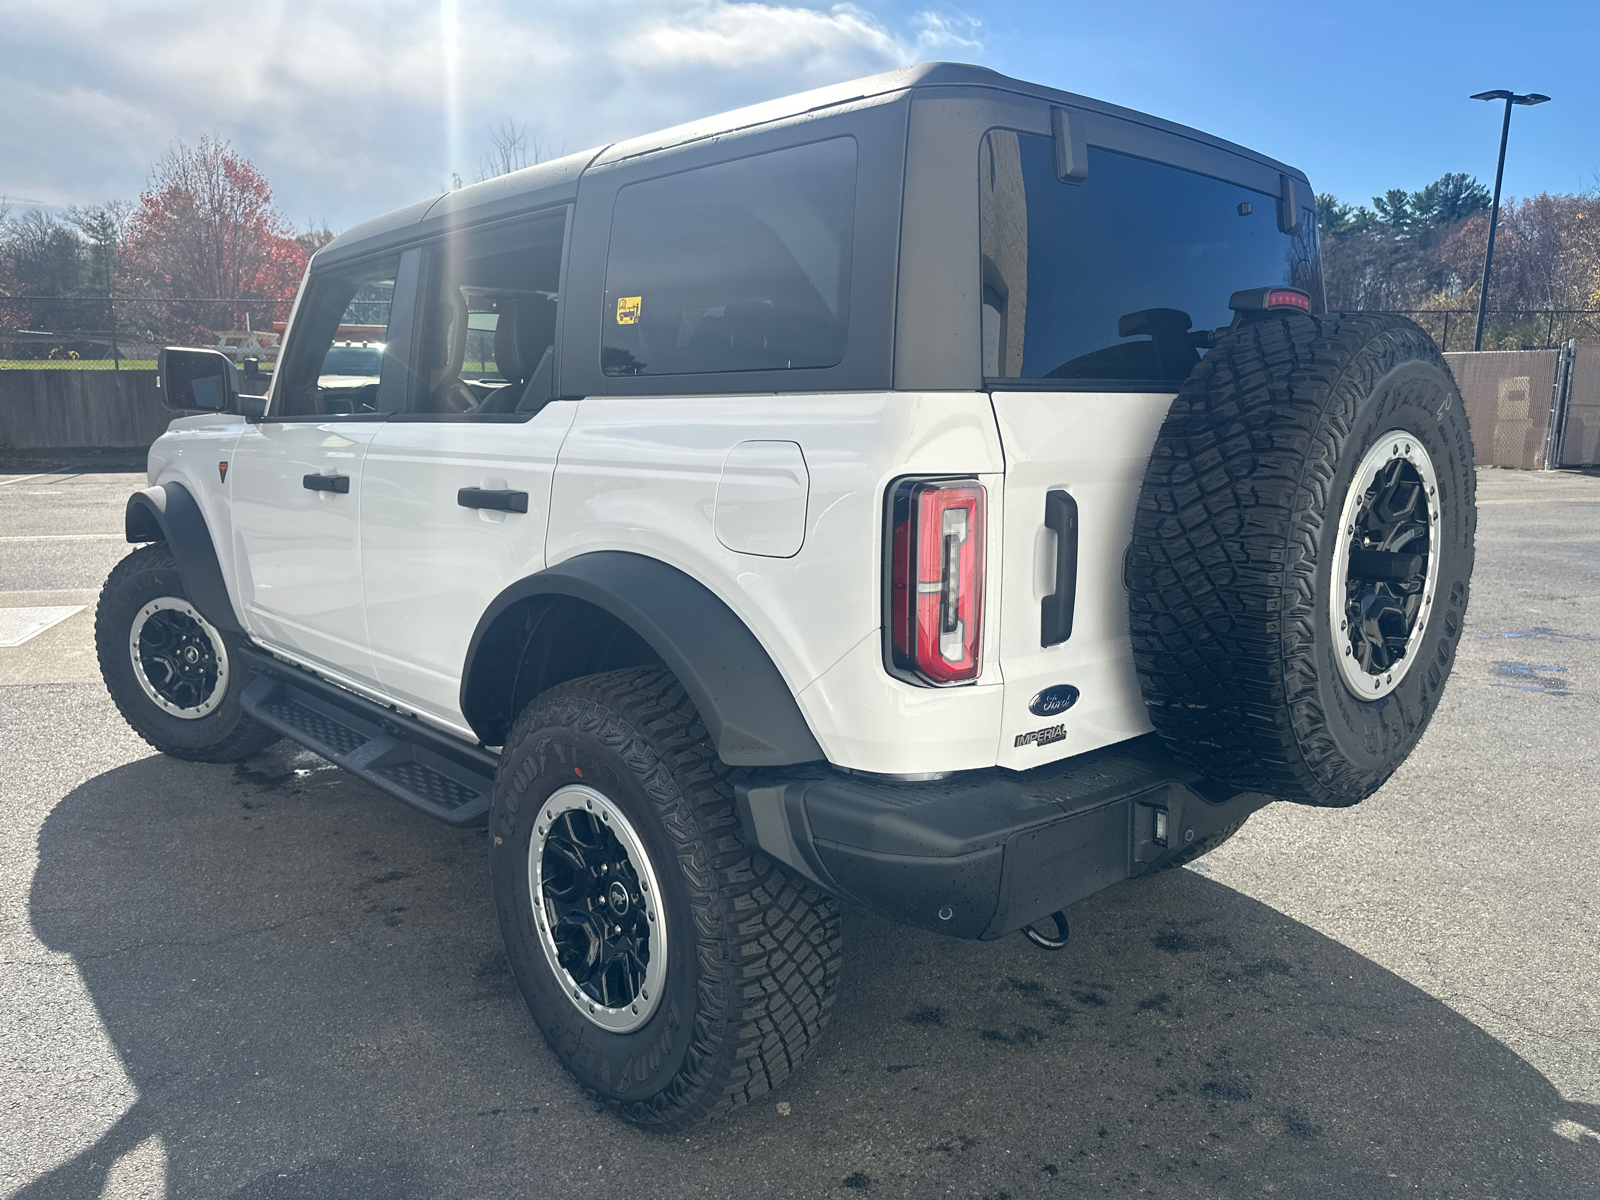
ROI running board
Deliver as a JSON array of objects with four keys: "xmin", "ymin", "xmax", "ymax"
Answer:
[{"xmin": 237, "ymin": 648, "xmax": 496, "ymax": 826}]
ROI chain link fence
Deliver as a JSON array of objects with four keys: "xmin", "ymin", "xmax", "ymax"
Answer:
[
  {"xmin": 1376, "ymin": 309, "xmax": 1600, "ymax": 353},
  {"xmin": 1441, "ymin": 342, "xmax": 1600, "ymax": 470},
  {"xmin": 4, "ymin": 294, "xmax": 1600, "ymax": 470},
  {"xmin": 0, "ymin": 296, "xmax": 298, "ymax": 369},
  {"xmin": 3, "ymin": 297, "xmax": 1597, "ymax": 366}
]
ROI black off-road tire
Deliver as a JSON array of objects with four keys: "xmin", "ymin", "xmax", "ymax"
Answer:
[
  {"xmin": 95, "ymin": 543, "xmax": 281, "ymax": 762},
  {"xmin": 490, "ymin": 666, "xmax": 842, "ymax": 1131},
  {"xmin": 1127, "ymin": 312, "xmax": 1475, "ymax": 807}
]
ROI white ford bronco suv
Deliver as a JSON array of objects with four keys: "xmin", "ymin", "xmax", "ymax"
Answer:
[{"xmin": 97, "ymin": 64, "xmax": 1476, "ymax": 1130}]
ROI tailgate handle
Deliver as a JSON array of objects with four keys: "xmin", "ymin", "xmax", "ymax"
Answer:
[
  {"xmin": 457, "ymin": 487, "xmax": 529, "ymax": 513},
  {"xmin": 302, "ymin": 473, "xmax": 350, "ymax": 494},
  {"xmin": 1041, "ymin": 489, "xmax": 1078, "ymax": 646}
]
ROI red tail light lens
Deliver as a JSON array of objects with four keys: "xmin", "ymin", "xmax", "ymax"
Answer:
[
  {"xmin": 1228, "ymin": 285, "xmax": 1313, "ymax": 314},
  {"xmin": 887, "ymin": 479, "xmax": 985, "ymax": 685}
]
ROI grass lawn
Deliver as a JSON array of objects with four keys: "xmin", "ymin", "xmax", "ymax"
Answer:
[{"xmin": 0, "ymin": 360, "xmax": 158, "ymax": 371}]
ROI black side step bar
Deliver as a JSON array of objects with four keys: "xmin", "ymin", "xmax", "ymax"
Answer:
[{"xmin": 237, "ymin": 645, "xmax": 496, "ymax": 826}]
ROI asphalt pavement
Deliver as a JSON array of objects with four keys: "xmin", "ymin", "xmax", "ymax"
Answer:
[{"xmin": 1, "ymin": 465, "xmax": 1597, "ymax": 1199}]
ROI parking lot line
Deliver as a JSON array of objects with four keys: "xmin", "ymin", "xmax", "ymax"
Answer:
[
  {"xmin": 1477, "ymin": 496, "xmax": 1600, "ymax": 505},
  {"xmin": 0, "ymin": 533, "xmax": 126, "ymax": 542},
  {"xmin": 0, "ymin": 606, "xmax": 86, "ymax": 647}
]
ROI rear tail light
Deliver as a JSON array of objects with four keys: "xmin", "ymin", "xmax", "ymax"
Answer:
[{"xmin": 886, "ymin": 478, "xmax": 985, "ymax": 685}]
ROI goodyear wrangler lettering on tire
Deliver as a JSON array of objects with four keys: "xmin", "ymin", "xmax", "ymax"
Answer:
[{"xmin": 1126, "ymin": 312, "xmax": 1476, "ymax": 808}]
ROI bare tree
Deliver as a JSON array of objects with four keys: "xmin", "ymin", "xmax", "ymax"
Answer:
[
  {"xmin": 295, "ymin": 221, "xmax": 337, "ymax": 255},
  {"xmin": 474, "ymin": 120, "xmax": 557, "ymax": 182},
  {"xmin": 65, "ymin": 200, "xmax": 132, "ymax": 288}
]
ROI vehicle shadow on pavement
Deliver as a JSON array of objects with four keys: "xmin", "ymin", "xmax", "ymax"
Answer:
[{"xmin": 20, "ymin": 742, "xmax": 1600, "ymax": 1200}]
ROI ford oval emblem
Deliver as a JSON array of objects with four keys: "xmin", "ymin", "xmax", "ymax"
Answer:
[{"xmin": 1029, "ymin": 685, "xmax": 1080, "ymax": 717}]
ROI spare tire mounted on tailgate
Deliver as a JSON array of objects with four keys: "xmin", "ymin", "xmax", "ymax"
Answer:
[{"xmin": 1127, "ymin": 311, "xmax": 1476, "ymax": 807}]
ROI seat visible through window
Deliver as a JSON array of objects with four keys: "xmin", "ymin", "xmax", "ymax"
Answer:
[
  {"xmin": 478, "ymin": 297, "xmax": 556, "ymax": 413},
  {"xmin": 407, "ymin": 214, "xmax": 566, "ymax": 418}
]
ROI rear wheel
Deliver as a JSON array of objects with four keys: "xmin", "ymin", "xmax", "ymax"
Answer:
[
  {"xmin": 490, "ymin": 666, "xmax": 841, "ymax": 1130},
  {"xmin": 95, "ymin": 543, "xmax": 279, "ymax": 762}
]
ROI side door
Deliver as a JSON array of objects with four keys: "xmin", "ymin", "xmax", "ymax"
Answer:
[
  {"xmin": 359, "ymin": 212, "xmax": 574, "ymax": 734},
  {"xmin": 229, "ymin": 250, "xmax": 419, "ymax": 686}
]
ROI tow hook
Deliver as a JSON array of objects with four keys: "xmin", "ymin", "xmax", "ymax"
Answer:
[{"xmin": 1023, "ymin": 911, "xmax": 1071, "ymax": 950}]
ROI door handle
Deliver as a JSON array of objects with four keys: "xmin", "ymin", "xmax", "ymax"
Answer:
[
  {"xmin": 1040, "ymin": 489, "xmax": 1078, "ymax": 647},
  {"xmin": 457, "ymin": 487, "xmax": 529, "ymax": 514},
  {"xmin": 303, "ymin": 473, "xmax": 350, "ymax": 494}
]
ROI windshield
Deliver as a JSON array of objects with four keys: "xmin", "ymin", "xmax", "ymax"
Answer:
[{"xmin": 319, "ymin": 344, "xmax": 384, "ymax": 379}]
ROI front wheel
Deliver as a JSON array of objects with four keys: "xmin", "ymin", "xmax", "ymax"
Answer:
[
  {"xmin": 490, "ymin": 666, "xmax": 841, "ymax": 1130},
  {"xmin": 95, "ymin": 543, "xmax": 280, "ymax": 762}
]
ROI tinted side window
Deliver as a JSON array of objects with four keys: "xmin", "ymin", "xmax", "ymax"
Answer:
[
  {"xmin": 276, "ymin": 257, "xmax": 401, "ymax": 416},
  {"xmin": 409, "ymin": 216, "xmax": 565, "ymax": 417},
  {"xmin": 601, "ymin": 138, "xmax": 857, "ymax": 378},
  {"xmin": 980, "ymin": 131, "xmax": 1322, "ymax": 385}
]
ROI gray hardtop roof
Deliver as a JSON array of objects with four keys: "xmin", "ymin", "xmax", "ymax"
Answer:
[{"xmin": 318, "ymin": 61, "xmax": 1306, "ymax": 267}]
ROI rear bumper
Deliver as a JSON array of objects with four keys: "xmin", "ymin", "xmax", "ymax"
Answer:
[{"xmin": 734, "ymin": 734, "xmax": 1272, "ymax": 940}]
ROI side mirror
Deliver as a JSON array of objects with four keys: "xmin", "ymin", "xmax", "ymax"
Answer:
[{"xmin": 158, "ymin": 347, "xmax": 240, "ymax": 413}]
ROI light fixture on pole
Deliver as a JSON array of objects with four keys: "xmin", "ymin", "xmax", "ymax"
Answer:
[{"xmin": 1470, "ymin": 89, "xmax": 1550, "ymax": 352}]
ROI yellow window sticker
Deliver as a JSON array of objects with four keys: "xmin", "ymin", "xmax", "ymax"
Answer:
[{"xmin": 616, "ymin": 296, "xmax": 642, "ymax": 325}]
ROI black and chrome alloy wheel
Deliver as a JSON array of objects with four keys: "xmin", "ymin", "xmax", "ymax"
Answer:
[
  {"xmin": 491, "ymin": 666, "xmax": 842, "ymax": 1129},
  {"xmin": 528, "ymin": 782, "xmax": 668, "ymax": 1034},
  {"xmin": 128, "ymin": 596, "xmax": 229, "ymax": 719},
  {"xmin": 1330, "ymin": 431, "xmax": 1441, "ymax": 699}
]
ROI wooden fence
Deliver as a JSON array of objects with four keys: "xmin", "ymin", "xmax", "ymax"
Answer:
[{"xmin": 0, "ymin": 369, "xmax": 170, "ymax": 455}]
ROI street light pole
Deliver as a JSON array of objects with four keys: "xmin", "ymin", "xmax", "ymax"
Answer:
[{"xmin": 1470, "ymin": 89, "xmax": 1550, "ymax": 352}]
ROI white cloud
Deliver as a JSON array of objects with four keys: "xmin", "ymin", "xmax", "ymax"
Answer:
[{"xmin": 0, "ymin": 0, "xmax": 986, "ymax": 229}]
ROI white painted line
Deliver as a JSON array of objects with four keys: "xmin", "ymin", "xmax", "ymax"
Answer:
[
  {"xmin": 0, "ymin": 533, "xmax": 125, "ymax": 542},
  {"xmin": 0, "ymin": 472, "xmax": 55, "ymax": 488},
  {"xmin": 0, "ymin": 605, "xmax": 86, "ymax": 647},
  {"xmin": 1478, "ymin": 497, "xmax": 1600, "ymax": 506}
]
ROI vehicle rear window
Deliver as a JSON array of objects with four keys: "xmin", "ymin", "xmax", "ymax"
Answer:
[
  {"xmin": 980, "ymin": 130, "xmax": 1322, "ymax": 385},
  {"xmin": 601, "ymin": 137, "xmax": 857, "ymax": 377}
]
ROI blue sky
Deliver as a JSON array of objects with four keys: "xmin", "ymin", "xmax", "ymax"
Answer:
[{"xmin": 0, "ymin": 0, "xmax": 1593, "ymax": 232}]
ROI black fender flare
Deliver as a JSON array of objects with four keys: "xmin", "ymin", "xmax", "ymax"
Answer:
[
  {"xmin": 124, "ymin": 482, "xmax": 244, "ymax": 635},
  {"xmin": 460, "ymin": 551, "xmax": 825, "ymax": 766}
]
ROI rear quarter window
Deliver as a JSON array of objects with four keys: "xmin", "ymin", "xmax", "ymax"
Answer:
[
  {"xmin": 601, "ymin": 137, "xmax": 858, "ymax": 377},
  {"xmin": 981, "ymin": 130, "xmax": 1321, "ymax": 386}
]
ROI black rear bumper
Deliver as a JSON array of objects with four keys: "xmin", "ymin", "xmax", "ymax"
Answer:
[{"xmin": 734, "ymin": 734, "xmax": 1272, "ymax": 940}]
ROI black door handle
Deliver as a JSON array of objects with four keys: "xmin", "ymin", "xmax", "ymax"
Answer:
[
  {"xmin": 1040, "ymin": 489, "xmax": 1078, "ymax": 646},
  {"xmin": 303, "ymin": 473, "xmax": 350, "ymax": 494},
  {"xmin": 458, "ymin": 487, "xmax": 529, "ymax": 513}
]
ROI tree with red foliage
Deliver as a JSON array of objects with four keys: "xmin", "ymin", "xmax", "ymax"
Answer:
[{"xmin": 120, "ymin": 136, "xmax": 307, "ymax": 343}]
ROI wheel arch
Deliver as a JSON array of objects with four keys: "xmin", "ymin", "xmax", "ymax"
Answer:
[
  {"xmin": 460, "ymin": 551, "xmax": 826, "ymax": 766},
  {"xmin": 123, "ymin": 482, "xmax": 244, "ymax": 635}
]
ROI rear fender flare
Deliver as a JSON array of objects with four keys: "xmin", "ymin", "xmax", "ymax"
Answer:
[
  {"xmin": 124, "ymin": 482, "xmax": 244, "ymax": 635},
  {"xmin": 461, "ymin": 551, "xmax": 825, "ymax": 766}
]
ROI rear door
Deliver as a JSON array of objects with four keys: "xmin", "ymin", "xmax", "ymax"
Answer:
[
  {"xmin": 358, "ymin": 212, "xmax": 573, "ymax": 734},
  {"xmin": 978, "ymin": 122, "xmax": 1322, "ymax": 769}
]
